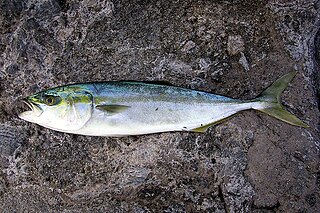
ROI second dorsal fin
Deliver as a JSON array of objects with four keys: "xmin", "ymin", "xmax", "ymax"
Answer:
[{"xmin": 122, "ymin": 80, "xmax": 174, "ymax": 86}]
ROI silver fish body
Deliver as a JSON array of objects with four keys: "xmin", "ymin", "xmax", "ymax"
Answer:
[
  {"xmin": 18, "ymin": 72, "xmax": 308, "ymax": 136},
  {"xmin": 74, "ymin": 82, "xmax": 264, "ymax": 136}
]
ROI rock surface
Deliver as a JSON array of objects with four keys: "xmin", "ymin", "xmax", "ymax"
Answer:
[{"xmin": 0, "ymin": 0, "xmax": 319, "ymax": 212}]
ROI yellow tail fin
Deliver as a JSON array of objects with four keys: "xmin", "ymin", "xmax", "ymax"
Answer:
[{"xmin": 254, "ymin": 72, "xmax": 309, "ymax": 128}]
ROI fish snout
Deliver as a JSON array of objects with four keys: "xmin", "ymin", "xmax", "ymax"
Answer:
[{"xmin": 17, "ymin": 98, "xmax": 43, "ymax": 119}]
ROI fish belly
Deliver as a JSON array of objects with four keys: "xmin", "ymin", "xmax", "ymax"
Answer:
[{"xmin": 76, "ymin": 100, "xmax": 262, "ymax": 136}]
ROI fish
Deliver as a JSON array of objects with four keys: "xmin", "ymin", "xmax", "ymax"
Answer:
[{"xmin": 18, "ymin": 72, "xmax": 308, "ymax": 136}]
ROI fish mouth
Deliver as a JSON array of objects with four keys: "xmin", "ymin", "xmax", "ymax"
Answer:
[
  {"xmin": 18, "ymin": 98, "xmax": 43, "ymax": 118},
  {"xmin": 22, "ymin": 99, "xmax": 33, "ymax": 111}
]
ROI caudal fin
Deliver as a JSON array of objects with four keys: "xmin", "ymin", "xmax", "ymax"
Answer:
[{"xmin": 254, "ymin": 72, "xmax": 309, "ymax": 128}]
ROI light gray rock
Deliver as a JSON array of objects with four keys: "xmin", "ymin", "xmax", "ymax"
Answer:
[{"xmin": 227, "ymin": 35, "xmax": 245, "ymax": 56}]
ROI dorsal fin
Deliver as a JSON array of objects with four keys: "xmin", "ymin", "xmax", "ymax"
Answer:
[
  {"xmin": 143, "ymin": 81, "xmax": 173, "ymax": 86},
  {"xmin": 121, "ymin": 80, "xmax": 174, "ymax": 86}
]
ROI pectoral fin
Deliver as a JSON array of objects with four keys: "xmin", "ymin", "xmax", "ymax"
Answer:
[{"xmin": 96, "ymin": 104, "xmax": 130, "ymax": 114}]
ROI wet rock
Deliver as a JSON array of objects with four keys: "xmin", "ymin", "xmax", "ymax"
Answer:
[{"xmin": 0, "ymin": 0, "xmax": 319, "ymax": 212}]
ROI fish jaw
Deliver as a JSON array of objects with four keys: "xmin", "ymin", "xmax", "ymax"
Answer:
[
  {"xmin": 19, "ymin": 110, "xmax": 37, "ymax": 123},
  {"xmin": 18, "ymin": 99, "xmax": 43, "ymax": 123}
]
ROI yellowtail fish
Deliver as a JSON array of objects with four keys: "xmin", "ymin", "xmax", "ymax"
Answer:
[{"xmin": 19, "ymin": 72, "xmax": 308, "ymax": 136}]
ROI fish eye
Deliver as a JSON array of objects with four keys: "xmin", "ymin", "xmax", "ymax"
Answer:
[{"xmin": 44, "ymin": 95, "xmax": 60, "ymax": 106}]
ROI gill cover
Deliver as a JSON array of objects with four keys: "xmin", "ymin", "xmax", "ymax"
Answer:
[
  {"xmin": 63, "ymin": 92, "xmax": 93, "ymax": 131},
  {"xmin": 39, "ymin": 91, "xmax": 93, "ymax": 132}
]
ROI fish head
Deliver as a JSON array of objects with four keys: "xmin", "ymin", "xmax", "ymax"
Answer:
[{"xmin": 19, "ymin": 85, "xmax": 93, "ymax": 132}]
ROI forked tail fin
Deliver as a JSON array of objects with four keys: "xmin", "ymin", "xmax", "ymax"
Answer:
[{"xmin": 254, "ymin": 72, "xmax": 309, "ymax": 127}]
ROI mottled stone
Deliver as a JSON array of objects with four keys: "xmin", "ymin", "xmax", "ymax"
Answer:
[
  {"xmin": 0, "ymin": 0, "xmax": 319, "ymax": 212},
  {"xmin": 181, "ymin": 40, "xmax": 196, "ymax": 52},
  {"xmin": 227, "ymin": 35, "xmax": 245, "ymax": 56}
]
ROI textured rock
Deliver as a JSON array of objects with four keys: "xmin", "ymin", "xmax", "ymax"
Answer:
[
  {"xmin": 0, "ymin": 0, "xmax": 319, "ymax": 212},
  {"xmin": 227, "ymin": 35, "xmax": 245, "ymax": 56}
]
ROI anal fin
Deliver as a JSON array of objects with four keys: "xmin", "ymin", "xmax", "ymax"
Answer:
[
  {"xmin": 191, "ymin": 115, "xmax": 236, "ymax": 133},
  {"xmin": 191, "ymin": 123, "xmax": 213, "ymax": 133}
]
